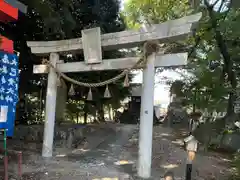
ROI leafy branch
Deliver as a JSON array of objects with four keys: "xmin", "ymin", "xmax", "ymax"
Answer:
[{"xmin": 204, "ymin": 0, "xmax": 237, "ymax": 116}]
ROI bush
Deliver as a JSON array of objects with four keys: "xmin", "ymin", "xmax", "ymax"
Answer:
[{"xmin": 231, "ymin": 152, "xmax": 240, "ymax": 179}]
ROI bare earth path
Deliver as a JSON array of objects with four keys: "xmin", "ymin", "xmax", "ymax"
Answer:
[
  {"xmin": 120, "ymin": 125, "xmax": 233, "ymax": 179},
  {"xmin": 1, "ymin": 124, "xmax": 233, "ymax": 180},
  {"xmin": 9, "ymin": 124, "xmax": 137, "ymax": 180}
]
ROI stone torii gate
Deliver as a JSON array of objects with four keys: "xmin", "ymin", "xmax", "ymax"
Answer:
[{"xmin": 27, "ymin": 13, "xmax": 201, "ymax": 178}]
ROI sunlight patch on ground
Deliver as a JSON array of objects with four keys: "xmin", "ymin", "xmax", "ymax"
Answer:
[
  {"xmin": 92, "ymin": 178, "xmax": 119, "ymax": 180},
  {"xmin": 109, "ymin": 144, "xmax": 120, "ymax": 147},
  {"xmin": 97, "ymin": 149, "xmax": 110, "ymax": 153},
  {"xmin": 171, "ymin": 139, "xmax": 184, "ymax": 146},
  {"xmin": 114, "ymin": 160, "xmax": 134, "ymax": 165},
  {"xmin": 161, "ymin": 163, "xmax": 179, "ymax": 169},
  {"xmin": 219, "ymin": 157, "xmax": 231, "ymax": 162},
  {"xmin": 154, "ymin": 133, "xmax": 173, "ymax": 138},
  {"xmin": 161, "ymin": 138, "xmax": 168, "ymax": 141},
  {"xmin": 129, "ymin": 138, "xmax": 138, "ymax": 142},
  {"xmin": 56, "ymin": 154, "xmax": 66, "ymax": 157},
  {"xmin": 72, "ymin": 148, "xmax": 90, "ymax": 153},
  {"xmin": 160, "ymin": 133, "xmax": 172, "ymax": 136}
]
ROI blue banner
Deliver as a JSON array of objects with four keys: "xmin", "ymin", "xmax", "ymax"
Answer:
[{"xmin": 0, "ymin": 52, "xmax": 19, "ymax": 136}]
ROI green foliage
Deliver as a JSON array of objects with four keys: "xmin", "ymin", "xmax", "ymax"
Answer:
[
  {"xmin": 167, "ymin": 1, "xmax": 240, "ymax": 113},
  {"xmin": 122, "ymin": 0, "xmax": 192, "ymax": 28},
  {"xmin": 232, "ymin": 152, "xmax": 240, "ymax": 179},
  {"xmin": 123, "ymin": 0, "xmax": 240, "ymax": 118}
]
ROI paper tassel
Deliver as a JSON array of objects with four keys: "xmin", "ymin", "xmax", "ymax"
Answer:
[
  {"xmin": 68, "ymin": 84, "xmax": 75, "ymax": 96},
  {"xmin": 87, "ymin": 88, "xmax": 93, "ymax": 101},
  {"xmin": 56, "ymin": 76, "xmax": 61, "ymax": 87},
  {"xmin": 104, "ymin": 85, "xmax": 111, "ymax": 98},
  {"xmin": 123, "ymin": 73, "xmax": 130, "ymax": 87}
]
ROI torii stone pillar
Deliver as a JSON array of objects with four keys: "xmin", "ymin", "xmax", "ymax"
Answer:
[
  {"xmin": 55, "ymin": 81, "xmax": 67, "ymax": 123},
  {"xmin": 138, "ymin": 52, "xmax": 156, "ymax": 178},
  {"xmin": 42, "ymin": 53, "xmax": 59, "ymax": 157},
  {"xmin": 55, "ymin": 60, "xmax": 67, "ymax": 124},
  {"xmin": 27, "ymin": 13, "xmax": 201, "ymax": 178}
]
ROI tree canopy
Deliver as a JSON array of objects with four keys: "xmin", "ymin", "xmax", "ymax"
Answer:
[
  {"xmin": 123, "ymin": 0, "xmax": 240, "ymax": 119},
  {"xmin": 123, "ymin": 0, "xmax": 191, "ymax": 28}
]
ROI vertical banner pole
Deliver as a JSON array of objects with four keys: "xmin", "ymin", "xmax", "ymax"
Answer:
[
  {"xmin": 18, "ymin": 151, "xmax": 22, "ymax": 179},
  {"xmin": 4, "ymin": 129, "xmax": 8, "ymax": 180}
]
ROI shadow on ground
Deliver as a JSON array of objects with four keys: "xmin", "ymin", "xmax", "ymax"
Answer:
[{"xmin": 0, "ymin": 124, "xmax": 234, "ymax": 180}]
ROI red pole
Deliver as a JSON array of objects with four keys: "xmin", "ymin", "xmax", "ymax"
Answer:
[
  {"xmin": 4, "ymin": 156, "xmax": 8, "ymax": 180},
  {"xmin": 18, "ymin": 151, "xmax": 22, "ymax": 179}
]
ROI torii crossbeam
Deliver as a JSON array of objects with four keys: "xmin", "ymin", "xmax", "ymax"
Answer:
[{"xmin": 27, "ymin": 12, "xmax": 202, "ymax": 179}]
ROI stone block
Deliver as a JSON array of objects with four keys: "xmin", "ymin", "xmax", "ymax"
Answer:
[
  {"xmin": 82, "ymin": 27, "xmax": 102, "ymax": 64},
  {"xmin": 221, "ymin": 133, "xmax": 240, "ymax": 151}
]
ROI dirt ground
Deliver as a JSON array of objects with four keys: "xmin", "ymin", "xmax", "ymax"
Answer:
[
  {"xmin": 0, "ymin": 125, "xmax": 233, "ymax": 180},
  {"xmin": 122, "ymin": 126, "xmax": 233, "ymax": 179}
]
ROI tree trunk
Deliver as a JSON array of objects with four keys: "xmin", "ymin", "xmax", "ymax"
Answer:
[
  {"xmin": 206, "ymin": 1, "xmax": 237, "ymax": 120},
  {"xmin": 84, "ymin": 111, "xmax": 87, "ymax": 124},
  {"xmin": 71, "ymin": 114, "xmax": 74, "ymax": 122},
  {"xmin": 76, "ymin": 113, "xmax": 79, "ymax": 124},
  {"xmin": 108, "ymin": 104, "xmax": 112, "ymax": 121},
  {"xmin": 193, "ymin": 89, "xmax": 197, "ymax": 113},
  {"xmin": 98, "ymin": 103, "xmax": 105, "ymax": 121},
  {"xmin": 39, "ymin": 88, "xmax": 43, "ymax": 121},
  {"xmin": 83, "ymin": 102, "xmax": 88, "ymax": 124}
]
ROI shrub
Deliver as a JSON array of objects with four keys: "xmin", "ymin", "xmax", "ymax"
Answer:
[{"xmin": 231, "ymin": 151, "xmax": 240, "ymax": 179}]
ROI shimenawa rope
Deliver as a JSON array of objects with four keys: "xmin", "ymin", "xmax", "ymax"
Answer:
[{"xmin": 42, "ymin": 41, "xmax": 160, "ymax": 88}]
